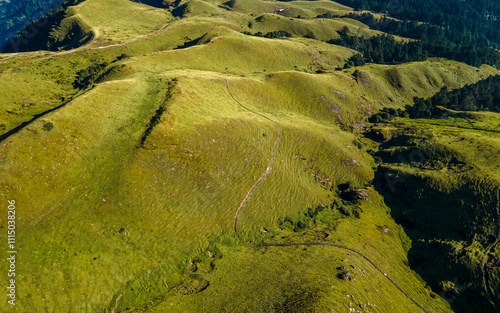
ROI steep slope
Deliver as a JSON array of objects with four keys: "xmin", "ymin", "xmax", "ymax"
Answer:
[
  {"xmin": 369, "ymin": 113, "xmax": 500, "ymax": 312},
  {"xmin": 0, "ymin": 0, "xmax": 64, "ymax": 47}
]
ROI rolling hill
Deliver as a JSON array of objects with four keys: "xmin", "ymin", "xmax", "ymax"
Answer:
[{"xmin": 0, "ymin": 0, "xmax": 499, "ymax": 312}]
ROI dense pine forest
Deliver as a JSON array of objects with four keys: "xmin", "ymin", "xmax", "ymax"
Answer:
[
  {"xmin": 408, "ymin": 75, "xmax": 500, "ymax": 117},
  {"xmin": 333, "ymin": 0, "xmax": 500, "ymax": 48},
  {"xmin": 1, "ymin": 0, "xmax": 87, "ymax": 52},
  {"xmin": 330, "ymin": 28, "xmax": 500, "ymax": 69},
  {"xmin": 0, "ymin": 0, "xmax": 64, "ymax": 48},
  {"xmin": 368, "ymin": 75, "xmax": 500, "ymax": 122}
]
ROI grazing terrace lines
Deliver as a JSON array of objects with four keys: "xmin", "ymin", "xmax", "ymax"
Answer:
[{"xmin": 224, "ymin": 78, "xmax": 282, "ymax": 233}]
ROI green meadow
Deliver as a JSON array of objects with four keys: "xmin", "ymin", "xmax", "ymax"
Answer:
[{"xmin": 0, "ymin": 0, "xmax": 499, "ymax": 312}]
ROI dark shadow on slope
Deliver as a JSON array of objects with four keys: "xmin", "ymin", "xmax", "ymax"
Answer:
[
  {"xmin": 1, "ymin": 0, "xmax": 89, "ymax": 53},
  {"xmin": 369, "ymin": 133, "xmax": 499, "ymax": 313},
  {"xmin": 269, "ymin": 287, "xmax": 321, "ymax": 313},
  {"xmin": 171, "ymin": 3, "xmax": 188, "ymax": 18},
  {"xmin": 174, "ymin": 35, "xmax": 205, "ymax": 50},
  {"xmin": 0, "ymin": 55, "xmax": 125, "ymax": 142},
  {"xmin": 139, "ymin": 79, "xmax": 177, "ymax": 147},
  {"xmin": 0, "ymin": 0, "xmax": 64, "ymax": 47},
  {"xmin": 0, "ymin": 88, "xmax": 91, "ymax": 144},
  {"xmin": 130, "ymin": 0, "xmax": 167, "ymax": 8}
]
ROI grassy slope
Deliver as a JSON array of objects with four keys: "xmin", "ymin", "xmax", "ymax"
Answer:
[
  {"xmin": 227, "ymin": 0, "xmax": 353, "ymax": 19},
  {"xmin": 71, "ymin": 0, "xmax": 172, "ymax": 44},
  {"xmin": 0, "ymin": 0, "xmax": 499, "ymax": 312},
  {"xmin": 370, "ymin": 113, "xmax": 500, "ymax": 312},
  {"xmin": 250, "ymin": 13, "xmax": 399, "ymax": 41},
  {"xmin": 143, "ymin": 190, "xmax": 450, "ymax": 313}
]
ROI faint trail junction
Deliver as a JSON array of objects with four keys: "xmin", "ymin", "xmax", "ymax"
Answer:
[
  {"xmin": 224, "ymin": 79, "xmax": 282, "ymax": 233},
  {"xmin": 226, "ymin": 78, "xmax": 427, "ymax": 312},
  {"xmin": 249, "ymin": 242, "xmax": 428, "ymax": 313}
]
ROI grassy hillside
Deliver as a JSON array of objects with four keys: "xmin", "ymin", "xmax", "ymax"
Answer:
[
  {"xmin": 0, "ymin": 0, "xmax": 499, "ymax": 312},
  {"xmin": 368, "ymin": 113, "xmax": 500, "ymax": 312}
]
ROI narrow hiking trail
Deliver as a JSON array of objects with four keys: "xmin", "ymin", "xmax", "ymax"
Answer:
[
  {"xmin": 0, "ymin": 17, "xmax": 173, "ymax": 62},
  {"xmin": 40, "ymin": 21, "xmax": 171, "ymax": 59},
  {"xmin": 224, "ymin": 79, "xmax": 282, "ymax": 233},
  {"xmin": 248, "ymin": 242, "xmax": 428, "ymax": 313},
  {"xmin": 225, "ymin": 78, "xmax": 428, "ymax": 312}
]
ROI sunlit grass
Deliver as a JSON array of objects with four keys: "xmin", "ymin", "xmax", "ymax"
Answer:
[{"xmin": 0, "ymin": 0, "xmax": 499, "ymax": 311}]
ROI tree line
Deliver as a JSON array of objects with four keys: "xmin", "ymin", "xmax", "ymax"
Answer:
[
  {"xmin": 322, "ymin": 15, "xmax": 500, "ymax": 68},
  {"xmin": 406, "ymin": 75, "xmax": 500, "ymax": 118},
  {"xmin": 332, "ymin": 0, "xmax": 500, "ymax": 49},
  {"xmin": 1, "ymin": 0, "xmax": 86, "ymax": 52},
  {"xmin": 0, "ymin": 0, "xmax": 64, "ymax": 48},
  {"xmin": 244, "ymin": 30, "xmax": 293, "ymax": 39},
  {"xmin": 330, "ymin": 26, "xmax": 500, "ymax": 68},
  {"xmin": 369, "ymin": 75, "xmax": 500, "ymax": 122},
  {"xmin": 319, "ymin": 12, "xmax": 495, "ymax": 50}
]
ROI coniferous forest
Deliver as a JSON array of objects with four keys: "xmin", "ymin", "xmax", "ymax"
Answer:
[
  {"xmin": 407, "ymin": 75, "xmax": 500, "ymax": 118},
  {"xmin": 0, "ymin": 0, "xmax": 64, "ymax": 48},
  {"xmin": 368, "ymin": 75, "xmax": 500, "ymax": 122},
  {"xmin": 324, "ymin": 15, "xmax": 500, "ymax": 68},
  {"xmin": 333, "ymin": 0, "xmax": 500, "ymax": 48},
  {"xmin": 1, "ymin": 0, "xmax": 87, "ymax": 53}
]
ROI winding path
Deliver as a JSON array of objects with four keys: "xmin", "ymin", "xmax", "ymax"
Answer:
[
  {"xmin": 249, "ymin": 242, "xmax": 428, "ymax": 312},
  {"xmin": 224, "ymin": 79, "xmax": 282, "ymax": 233},
  {"xmin": 225, "ymin": 78, "xmax": 428, "ymax": 312},
  {"xmin": 0, "ymin": 18, "xmax": 173, "ymax": 62},
  {"xmin": 2, "ymin": 7, "xmax": 435, "ymax": 313}
]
